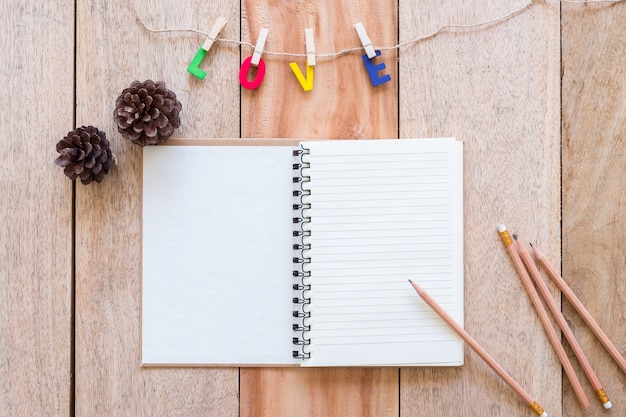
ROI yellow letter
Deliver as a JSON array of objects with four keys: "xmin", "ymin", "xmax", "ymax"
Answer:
[{"xmin": 289, "ymin": 61, "xmax": 314, "ymax": 91}]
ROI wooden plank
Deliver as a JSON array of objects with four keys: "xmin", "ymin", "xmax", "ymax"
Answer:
[
  {"xmin": 240, "ymin": 0, "xmax": 397, "ymax": 139},
  {"xmin": 562, "ymin": 3, "xmax": 626, "ymax": 416},
  {"xmin": 239, "ymin": 1, "xmax": 399, "ymax": 416},
  {"xmin": 0, "ymin": 2, "xmax": 73, "ymax": 416},
  {"xmin": 399, "ymin": 1, "xmax": 563, "ymax": 416},
  {"xmin": 74, "ymin": 1, "xmax": 241, "ymax": 415},
  {"xmin": 241, "ymin": 368, "xmax": 399, "ymax": 417}
]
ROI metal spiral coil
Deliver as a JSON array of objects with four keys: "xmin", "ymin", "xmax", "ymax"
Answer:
[{"xmin": 292, "ymin": 144, "xmax": 312, "ymax": 360}]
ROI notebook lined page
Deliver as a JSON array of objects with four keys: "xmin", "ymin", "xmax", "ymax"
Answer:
[{"xmin": 302, "ymin": 138, "xmax": 464, "ymax": 367}]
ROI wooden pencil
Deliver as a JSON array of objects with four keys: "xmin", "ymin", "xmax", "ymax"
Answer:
[
  {"xmin": 531, "ymin": 242, "xmax": 626, "ymax": 378},
  {"xmin": 408, "ymin": 279, "xmax": 548, "ymax": 417},
  {"xmin": 515, "ymin": 237, "xmax": 611, "ymax": 409},
  {"xmin": 498, "ymin": 225, "xmax": 589, "ymax": 409}
]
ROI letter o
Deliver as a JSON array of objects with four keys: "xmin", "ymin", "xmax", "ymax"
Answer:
[{"xmin": 239, "ymin": 56, "xmax": 266, "ymax": 90}]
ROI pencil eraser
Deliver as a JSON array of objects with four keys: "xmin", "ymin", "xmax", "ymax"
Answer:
[
  {"xmin": 497, "ymin": 224, "xmax": 507, "ymax": 232},
  {"xmin": 603, "ymin": 401, "xmax": 612, "ymax": 409}
]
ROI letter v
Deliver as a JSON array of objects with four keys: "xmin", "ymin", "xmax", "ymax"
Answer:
[{"xmin": 289, "ymin": 61, "xmax": 314, "ymax": 91}]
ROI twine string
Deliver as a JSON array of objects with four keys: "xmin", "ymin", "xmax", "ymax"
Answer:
[{"xmin": 134, "ymin": 0, "xmax": 624, "ymax": 60}]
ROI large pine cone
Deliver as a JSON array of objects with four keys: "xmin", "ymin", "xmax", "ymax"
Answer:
[
  {"xmin": 55, "ymin": 126, "xmax": 115, "ymax": 184},
  {"xmin": 113, "ymin": 80, "xmax": 182, "ymax": 146}
]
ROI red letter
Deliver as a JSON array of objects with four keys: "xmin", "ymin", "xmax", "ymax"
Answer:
[{"xmin": 239, "ymin": 56, "xmax": 266, "ymax": 90}]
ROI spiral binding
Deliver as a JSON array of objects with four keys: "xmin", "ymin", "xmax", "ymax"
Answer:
[{"xmin": 292, "ymin": 145, "xmax": 312, "ymax": 360}]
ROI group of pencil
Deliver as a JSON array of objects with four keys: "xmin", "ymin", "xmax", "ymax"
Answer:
[
  {"xmin": 497, "ymin": 224, "xmax": 624, "ymax": 410},
  {"xmin": 408, "ymin": 223, "xmax": 626, "ymax": 417}
]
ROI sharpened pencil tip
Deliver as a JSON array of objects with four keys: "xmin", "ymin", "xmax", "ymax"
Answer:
[
  {"xmin": 529, "ymin": 242, "xmax": 533, "ymax": 247},
  {"xmin": 408, "ymin": 279, "xmax": 413, "ymax": 282},
  {"xmin": 512, "ymin": 234, "xmax": 518, "ymax": 240}
]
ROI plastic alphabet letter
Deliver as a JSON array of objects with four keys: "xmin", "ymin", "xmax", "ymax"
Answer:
[
  {"xmin": 239, "ymin": 55, "xmax": 266, "ymax": 89},
  {"xmin": 187, "ymin": 47, "xmax": 209, "ymax": 80},
  {"xmin": 289, "ymin": 61, "xmax": 314, "ymax": 91},
  {"xmin": 240, "ymin": 29, "xmax": 268, "ymax": 89},
  {"xmin": 361, "ymin": 50, "xmax": 391, "ymax": 87}
]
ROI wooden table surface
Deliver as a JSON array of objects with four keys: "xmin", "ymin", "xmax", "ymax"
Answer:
[{"xmin": 2, "ymin": 1, "xmax": 625, "ymax": 416}]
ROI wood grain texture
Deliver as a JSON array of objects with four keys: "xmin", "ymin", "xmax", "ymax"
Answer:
[
  {"xmin": 241, "ymin": 0, "xmax": 398, "ymax": 139},
  {"xmin": 562, "ymin": 3, "xmax": 626, "ymax": 415},
  {"xmin": 0, "ymin": 0, "xmax": 616, "ymax": 416},
  {"xmin": 399, "ymin": 1, "xmax": 563, "ymax": 416},
  {"xmin": 74, "ymin": 1, "xmax": 241, "ymax": 415},
  {"xmin": 239, "ymin": 1, "xmax": 399, "ymax": 416},
  {"xmin": 0, "ymin": 2, "xmax": 73, "ymax": 416},
  {"xmin": 241, "ymin": 368, "xmax": 399, "ymax": 417}
]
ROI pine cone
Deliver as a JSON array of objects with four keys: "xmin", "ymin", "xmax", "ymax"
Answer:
[
  {"xmin": 55, "ymin": 126, "xmax": 115, "ymax": 185},
  {"xmin": 113, "ymin": 80, "xmax": 182, "ymax": 146}
]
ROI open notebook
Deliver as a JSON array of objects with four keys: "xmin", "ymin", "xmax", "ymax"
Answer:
[{"xmin": 142, "ymin": 138, "xmax": 464, "ymax": 366}]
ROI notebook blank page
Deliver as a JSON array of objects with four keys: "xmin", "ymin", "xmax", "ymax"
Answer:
[
  {"xmin": 302, "ymin": 138, "xmax": 464, "ymax": 367},
  {"xmin": 142, "ymin": 145, "xmax": 297, "ymax": 365}
]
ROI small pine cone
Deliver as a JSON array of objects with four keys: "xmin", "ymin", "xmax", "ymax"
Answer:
[
  {"xmin": 55, "ymin": 126, "xmax": 115, "ymax": 185},
  {"xmin": 113, "ymin": 80, "xmax": 182, "ymax": 146}
]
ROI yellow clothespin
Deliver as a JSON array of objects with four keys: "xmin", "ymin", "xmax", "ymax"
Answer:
[
  {"xmin": 251, "ymin": 28, "xmax": 269, "ymax": 66},
  {"xmin": 305, "ymin": 28, "xmax": 315, "ymax": 66},
  {"xmin": 354, "ymin": 22, "xmax": 376, "ymax": 59}
]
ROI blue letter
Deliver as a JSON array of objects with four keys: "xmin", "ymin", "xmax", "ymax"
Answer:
[{"xmin": 361, "ymin": 50, "xmax": 391, "ymax": 87}]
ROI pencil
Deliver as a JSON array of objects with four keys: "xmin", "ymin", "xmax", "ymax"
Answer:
[
  {"xmin": 497, "ymin": 224, "xmax": 589, "ymax": 409},
  {"xmin": 531, "ymin": 242, "xmax": 626, "ymax": 378},
  {"xmin": 515, "ymin": 237, "xmax": 611, "ymax": 409},
  {"xmin": 408, "ymin": 279, "xmax": 547, "ymax": 417}
]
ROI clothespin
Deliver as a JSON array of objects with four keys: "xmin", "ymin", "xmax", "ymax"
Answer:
[
  {"xmin": 305, "ymin": 28, "xmax": 315, "ymax": 66},
  {"xmin": 251, "ymin": 28, "xmax": 269, "ymax": 66},
  {"xmin": 354, "ymin": 22, "xmax": 376, "ymax": 59},
  {"xmin": 201, "ymin": 16, "xmax": 227, "ymax": 52}
]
